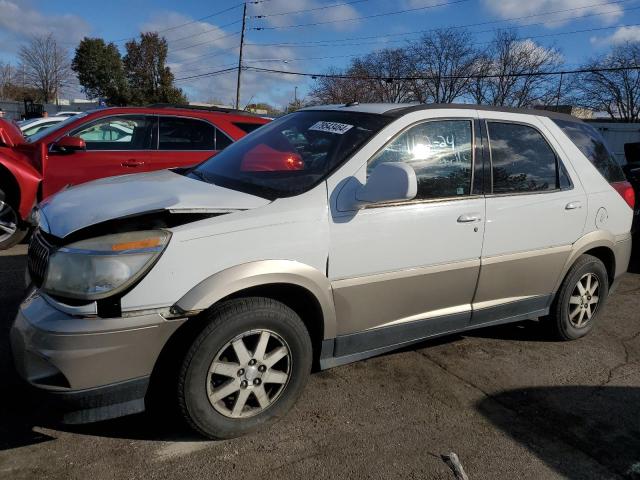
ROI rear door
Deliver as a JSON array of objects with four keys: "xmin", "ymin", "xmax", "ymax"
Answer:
[
  {"xmin": 153, "ymin": 116, "xmax": 233, "ymax": 169},
  {"xmin": 472, "ymin": 112, "xmax": 587, "ymax": 325},
  {"xmin": 43, "ymin": 114, "xmax": 154, "ymax": 197}
]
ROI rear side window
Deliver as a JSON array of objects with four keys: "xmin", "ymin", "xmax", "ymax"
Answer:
[
  {"xmin": 553, "ymin": 119, "xmax": 626, "ymax": 183},
  {"xmin": 487, "ymin": 122, "xmax": 559, "ymax": 193},
  {"xmin": 233, "ymin": 122, "xmax": 265, "ymax": 134},
  {"xmin": 159, "ymin": 117, "xmax": 215, "ymax": 150}
]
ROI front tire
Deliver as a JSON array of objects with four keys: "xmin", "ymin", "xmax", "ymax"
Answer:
[
  {"xmin": 0, "ymin": 193, "xmax": 28, "ymax": 250},
  {"xmin": 178, "ymin": 297, "xmax": 312, "ymax": 439},
  {"xmin": 546, "ymin": 254, "xmax": 609, "ymax": 341}
]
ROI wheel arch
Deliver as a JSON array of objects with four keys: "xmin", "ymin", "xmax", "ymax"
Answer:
[
  {"xmin": 175, "ymin": 260, "xmax": 337, "ymax": 342},
  {"xmin": 555, "ymin": 231, "xmax": 619, "ymax": 292},
  {"xmin": 0, "ymin": 162, "xmax": 20, "ymax": 210},
  {"xmin": 0, "ymin": 157, "xmax": 40, "ymax": 220}
]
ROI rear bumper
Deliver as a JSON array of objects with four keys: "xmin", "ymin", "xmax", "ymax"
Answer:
[{"xmin": 10, "ymin": 292, "xmax": 186, "ymax": 423}]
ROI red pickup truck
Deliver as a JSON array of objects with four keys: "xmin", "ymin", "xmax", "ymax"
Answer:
[{"xmin": 0, "ymin": 105, "xmax": 269, "ymax": 248}]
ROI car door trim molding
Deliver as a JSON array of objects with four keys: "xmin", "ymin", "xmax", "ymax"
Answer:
[
  {"xmin": 319, "ymin": 293, "xmax": 552, "ymax": 370},
  {"xmin": 331, "ymin": 257, "xmax": 479, "ymax": 285}
]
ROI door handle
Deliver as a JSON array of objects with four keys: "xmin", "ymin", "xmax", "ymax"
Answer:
[
  {"xmin": 121, "ymin": 159, "xmax": 145, "ymax": 167},
  {"xmin": 565, "ymin": 201, "xmax": 582, "ymax": 210},
  {"xmin": 457, "ymin": 213, "xmax": 482, "ymax": 223}
]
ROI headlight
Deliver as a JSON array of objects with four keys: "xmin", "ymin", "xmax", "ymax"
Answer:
[{"xmin": 43, "ymin": 230, "xmax": 171, "ymax": 300}]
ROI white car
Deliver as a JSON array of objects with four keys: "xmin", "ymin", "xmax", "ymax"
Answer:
[
  {"xmin": 55, "ymin": 111, "xmax": 82, "ymax": 118},
  {"xmin": 18, "ymin": 116, "xmax": 67, "ymax": 137},
  {"xmin": 11, "ymin": 103, "xmax": 635, "ymax": 438}
]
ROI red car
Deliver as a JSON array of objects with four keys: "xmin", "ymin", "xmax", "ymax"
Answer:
[{"xmin": 0, "ymin": 105, "xmax": 269, "ymax": 248}]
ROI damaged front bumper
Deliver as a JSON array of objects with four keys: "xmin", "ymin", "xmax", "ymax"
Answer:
[{"xmin": 10, "ymin": 291, "xmax": 186, "ymax": 423}]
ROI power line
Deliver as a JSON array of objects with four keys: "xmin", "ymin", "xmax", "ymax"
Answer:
[
  {"xmin": 103, "ymin": 0, "xmax": 272, "ymax": 45},
  {"xmin": 170, "ymin": 24, "xmax": 242, "ymax": 52},
  {"xmin": 174, "ymin": 66, "xmax": 238, "ymax": 82},
  {"xmin": 245, "ymin": 65, "xmax": 640, "ymax": 81},
  {"xmin": 251, "ymin": 0, "xmax": 372, "ymax": 18},
  {"xmin": 174, "ymin": 46, "xmax": 240, "ymax": 68},
  {"xmin": 252, "ymin": 0, "xmax": 472, "ymax": 30},
  {"xmin": 245, "ymin": 18, "xmax": 640, "ymax": 56},
  {"xmin": 167, "ymin": 23, "xmax": 241, "ymax": 45},
  {"xmin": 248, "ymin": 0, "xmax": 632, "ymax": 45}
]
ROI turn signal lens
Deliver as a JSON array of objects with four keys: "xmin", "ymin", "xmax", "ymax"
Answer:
[{"xmin": 111, "ymin": 237, "xmax": 162, "ymax": 251}]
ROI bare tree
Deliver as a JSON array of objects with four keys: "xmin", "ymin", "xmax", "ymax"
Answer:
[
  {"xmin": 18, "ymin": 34, "xmax": 71, "ymax": 103},
  {"xmin": 0, "ymin": 62, "xmax": 14, "ymax": 100},
  {"xmin": 309, "ymin": 67, "xmax": 371, "ymax": 104},
  {"xmin": 354, "ymin": 48, "xmax": 414, "ymax": 103},
  {"xmin": 574, "ymin": 42, "xmax": 640, "ymax": 121},
  {"xmin": 310, "ymin": 49, "xmax": 414, "ymax": 104},
  {"xmin": 482, "ymin": 30, "xmax": 563, "ymax": 107},
  {"xmin": 407, "ymin": 28, "xmax": 478, "ymax": 103},
  {"xmin": 468, "ymin": 53, "xmax": 493, "ymax": 105}
]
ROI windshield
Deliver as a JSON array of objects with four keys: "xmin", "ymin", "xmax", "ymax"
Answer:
[
  {"xmin": 27, "ymin": 112, "xmax": 89, "ymax": 143},
  {"xmin": 188, "ymin": 110, "xmax": 391, "ymax": 199}
]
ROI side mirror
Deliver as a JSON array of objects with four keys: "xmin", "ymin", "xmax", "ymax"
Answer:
[
  {"xmin": 55, "ymin": 136, "xmax": 86, "ymax": 153},
  {"xmin": 624, "ymin": 142, "xmax": 640, "ymax": 165},
  {"xmin": 355, "ymin": 162, "xmax": 417, "ymax": 208}
]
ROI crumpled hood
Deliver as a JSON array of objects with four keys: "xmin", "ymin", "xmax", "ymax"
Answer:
[{"xmin": 39, "ymin": 169, "xmax": 271, "ymax": 238}]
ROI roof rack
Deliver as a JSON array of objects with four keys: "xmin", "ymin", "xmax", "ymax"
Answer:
[{"xmin": 146, "ymin": 103, "xmax": 257, "ymax": 116}]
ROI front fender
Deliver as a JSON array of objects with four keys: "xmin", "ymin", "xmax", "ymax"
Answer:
[
  {"xmin": 175, "ymin": 260, "xmax": 337, "ymax": 339},
  {"xmin": 0, "ymin": 154, "xmax": 41, "ymax": 220}
]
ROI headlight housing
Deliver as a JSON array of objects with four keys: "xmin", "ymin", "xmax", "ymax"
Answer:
[{"xmin": 43, "ymin": 230, "xmax": 171, "ymax": 300}]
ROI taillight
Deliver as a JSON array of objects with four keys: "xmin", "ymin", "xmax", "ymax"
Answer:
[{"xmin": 611, "ymin": 181, "xmax": 636, "ymax": 209}]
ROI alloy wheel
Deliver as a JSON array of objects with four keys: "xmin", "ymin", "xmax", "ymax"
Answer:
[
  {"xmin": 0, "ymin": 200, "xmax": 18, "ymax": 244},
  {"xmin": 568, "ymin": 272, "xmax": 600, "ymax": 328},
  {"xmin": 206, "ymin": 329, "xmax": 292, "ymax": 419}
]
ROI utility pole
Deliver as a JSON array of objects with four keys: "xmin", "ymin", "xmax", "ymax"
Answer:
[{"xmin": 235, "ymin": 2, "xmax": 247, "ymax": 110}]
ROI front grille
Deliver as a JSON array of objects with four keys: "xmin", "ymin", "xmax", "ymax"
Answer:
[{"xmin": 28, "ymin": 230, "xmax": 53, "ymax": 287}]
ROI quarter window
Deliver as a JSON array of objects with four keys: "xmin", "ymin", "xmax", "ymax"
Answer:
[
  {"xmin": 488, "ymin": 122, "xmax": 559, "ymax": 193},
  {"xmin": 71, "ymin": 115, "xmax": 153, "ymax": 151},
  {"xmin": 368, "ymin": 119, "xmax": 473, "ymax": 200},
  {"xmin": 553, "ymin": 119, "xmax": 626, "ymax": 183}
]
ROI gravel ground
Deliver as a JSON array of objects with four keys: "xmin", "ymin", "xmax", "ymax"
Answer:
[{"xmin": 1, "ymin": 244, "xmax": 639, "ymax": 480}]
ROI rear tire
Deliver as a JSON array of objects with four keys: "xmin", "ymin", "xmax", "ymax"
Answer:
[
  {"xmin": 545, "ymin": 254, "xmax": 609, "ymax": 341},
  {"xmin": 0, "ymin": 190, "xmax": 28, "ymax": 250},
  {"xmin": 177, "ymin": 297, "xmax": 312, "ymax": 439}
]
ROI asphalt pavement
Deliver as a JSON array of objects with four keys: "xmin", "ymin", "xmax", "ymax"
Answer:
[{"xmin": 1, "ymin": 244, "xmax": 639, "ymax": 480}]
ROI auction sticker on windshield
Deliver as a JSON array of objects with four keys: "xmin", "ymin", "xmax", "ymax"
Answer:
[{"xmin": 309, "ymin": 121, "xmax": 353, "ymax": 135}]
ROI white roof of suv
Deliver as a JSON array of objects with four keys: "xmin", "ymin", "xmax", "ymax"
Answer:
[{"xmin": 300, "ymin": 102, "xmax": 581, "ymax": 122}]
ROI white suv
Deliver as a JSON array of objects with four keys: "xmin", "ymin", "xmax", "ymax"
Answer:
[{"xmin": 11, "ymin": 104, "xmax": 635, "ymax": 438}]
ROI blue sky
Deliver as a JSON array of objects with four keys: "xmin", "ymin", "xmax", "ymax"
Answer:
[{"xmin": 1, "ymin": 0, "xmax": 639, "ymax": 108}]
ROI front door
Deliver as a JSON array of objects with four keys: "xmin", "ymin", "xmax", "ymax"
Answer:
[
  {"xmin": 328, "ymin": 113, "xmax": 486, "ymax": 355},
  {"xmin": 471, "ymin": 113, "xmax": 588, "ymax": 325},
  {"xmin": 43, "ymin": 114, "xmax": 154, "ymax": 198}
]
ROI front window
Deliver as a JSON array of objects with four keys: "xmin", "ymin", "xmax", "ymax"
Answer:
[
  {"xmin": 368, "ymin": 119, "xmax": 474, "ymax": 200},
  {"xmin": 188, "ymin": 111, "xmax": 391, "ymax": 199},
  {"xmin": 70, "ymin": 115, "xmax": 154, "ymax": 151}
]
